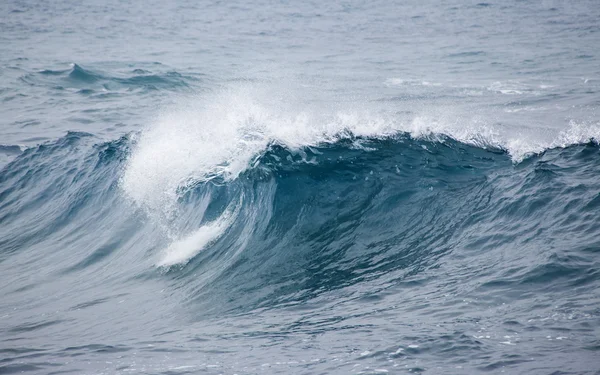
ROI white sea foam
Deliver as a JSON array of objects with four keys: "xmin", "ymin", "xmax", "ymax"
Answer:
[
  {"xmin": 120, "ymin": 83, "xmax": 394, "ymax": 215},
  {"xmin": 385, "ymin": 78, "xmax": 443, "ymax": 87},
  {"xmin": 122, "ymin": 83, "xmax": 600, "ymax": 210},
  {"xmin": 156, "ymin": 205, "xmax": 238, "ymax": 267}
]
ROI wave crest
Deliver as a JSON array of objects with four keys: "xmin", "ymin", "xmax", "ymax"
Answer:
[{"xmin": 120, "ymin": 84, "xmax": 600, "ymax": 219}]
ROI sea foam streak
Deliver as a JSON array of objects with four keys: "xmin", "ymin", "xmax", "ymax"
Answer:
[{"xmin": 157, "ymin": 206, "xmax": 238, "ymax": 267}]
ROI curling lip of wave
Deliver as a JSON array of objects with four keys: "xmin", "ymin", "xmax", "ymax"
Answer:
[{"xmin": 120, "ymin": 85, "xmax": 600, "ymax": 220}]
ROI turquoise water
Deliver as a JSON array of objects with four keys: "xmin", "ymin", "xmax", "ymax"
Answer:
[{"xmin": 1, "ymin": 1, "xmax": 599, "ymax": 374}]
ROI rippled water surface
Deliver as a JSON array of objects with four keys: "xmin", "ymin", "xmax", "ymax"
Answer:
[{"xmin": 1, "ymin": 0, "xmax": 599, "ymax": 374}]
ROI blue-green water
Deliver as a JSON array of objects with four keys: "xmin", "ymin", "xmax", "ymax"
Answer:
[{"xmin": 1, "ymin": 1, "xmax": 599, "ymax": 374}]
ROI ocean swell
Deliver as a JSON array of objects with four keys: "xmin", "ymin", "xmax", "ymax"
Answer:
[{"xmin": 1, "ymin": 87, "xmax": 599, "ymax": 317}]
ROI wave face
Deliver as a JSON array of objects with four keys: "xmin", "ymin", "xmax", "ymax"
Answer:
[{"xmin": 1, "ymin": 114, "xmax": 599, "ymax": 373}]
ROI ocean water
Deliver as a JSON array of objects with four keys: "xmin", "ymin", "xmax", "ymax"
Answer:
[{"xmin": 1, "ymin": 0, "xmax": 600, "ymax": 373}]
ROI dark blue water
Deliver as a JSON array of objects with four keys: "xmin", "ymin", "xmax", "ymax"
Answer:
[{"xmin": 1, "ymin": 1, "xmax": 600, "ymax": 374}]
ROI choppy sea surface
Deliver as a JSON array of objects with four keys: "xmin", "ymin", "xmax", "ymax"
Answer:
[{"xmin": 1, "ymin": 0, "xmax": 600, "ymax": 374}]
